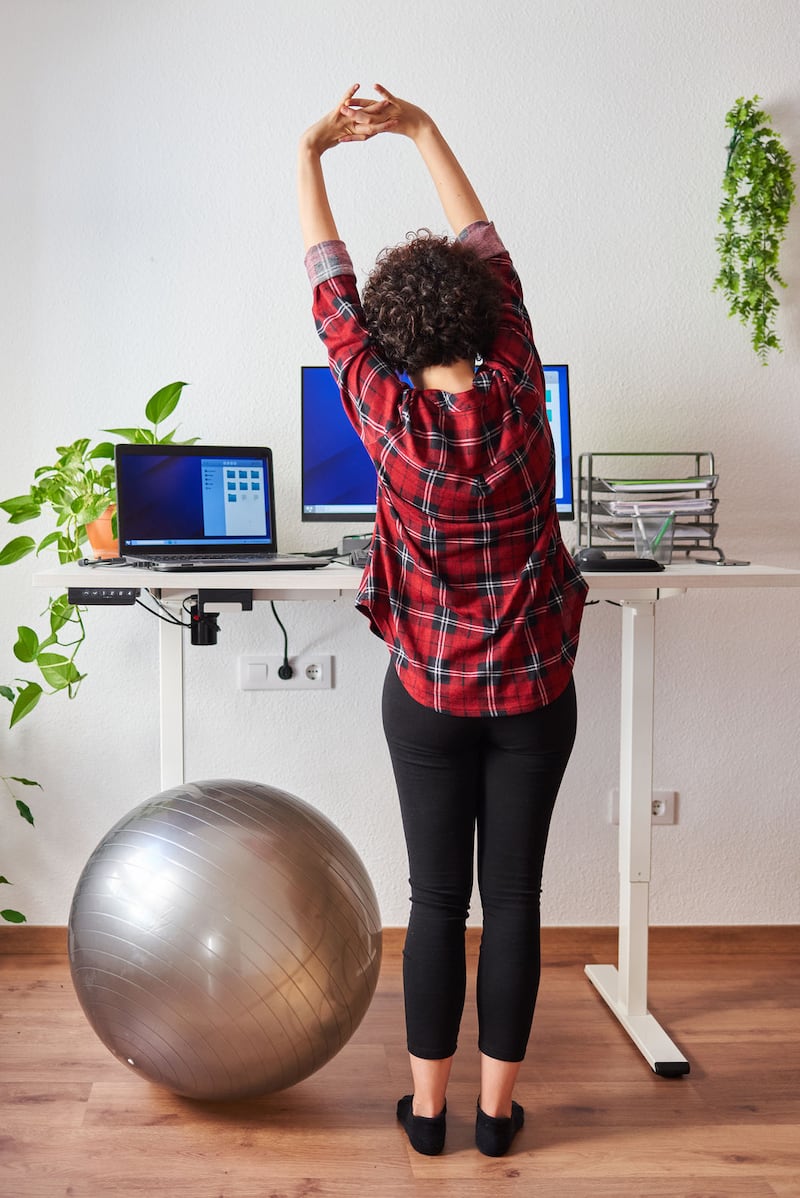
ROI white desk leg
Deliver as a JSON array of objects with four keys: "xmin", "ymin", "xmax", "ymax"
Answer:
[
  {"xmin": 585, "ymin": 599, "xmax": 690, "ymax": 1076},
  {"xmin": 158, "ymin": 609, "xmax": 185, "ymax": 789}
]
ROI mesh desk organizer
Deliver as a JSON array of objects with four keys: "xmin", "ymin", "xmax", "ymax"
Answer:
[{"xmin": 577, "ymin": 452, "xmax": 723, "ymax": 562}]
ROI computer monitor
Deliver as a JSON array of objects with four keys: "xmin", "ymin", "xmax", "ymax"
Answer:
[
  {"xmin": 301, "ymin": 363, "xmax": 574, "ymax": 522},
  {"xmin": 542, "ymin": 363, "xmax": 574, "ymax": 519}
]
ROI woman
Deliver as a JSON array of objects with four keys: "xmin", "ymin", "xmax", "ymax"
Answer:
[{"xmin": 298, "ymin": 85, "xmax": 587, "ymax": 1157}]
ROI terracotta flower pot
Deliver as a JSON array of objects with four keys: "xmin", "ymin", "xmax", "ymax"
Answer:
[{"xmin": 85, "ymin": 505, "xmax": 118, "ymax": 559}]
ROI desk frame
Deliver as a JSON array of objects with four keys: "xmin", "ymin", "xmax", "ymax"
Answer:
[
  {"xmin": 35, "ymin": 561, "xmax": 800, "ymax": 1076},
  {"xmin": 585, "ymin": 598, "xmax": 688, "ymax": 1074}
]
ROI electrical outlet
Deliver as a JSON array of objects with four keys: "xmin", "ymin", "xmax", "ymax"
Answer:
[
  {"xmin": 609, "ymin": 789, "xmax": 678, "ymax": 825},
  {"xmin": 650, "ymin": 792, "xmax": 678, "ymax": 824},
  {"xmin": 238, "ymin": 654, "xmax": 333, "ymax": 691}
]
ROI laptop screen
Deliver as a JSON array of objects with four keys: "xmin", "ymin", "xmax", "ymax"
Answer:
[{"xmin": 115, "ymin": 443, "xmax": 278, "ymax": 558}]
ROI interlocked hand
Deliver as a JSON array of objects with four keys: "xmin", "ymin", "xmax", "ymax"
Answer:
[{"xmin": 301, "ymin": 84, "xmax": 397, "ymax": 154}]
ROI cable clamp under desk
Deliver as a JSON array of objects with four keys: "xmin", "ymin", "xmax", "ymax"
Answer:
[{"xmin": 196, "ymin": 589, "xmax": 254, "ymax": 614}]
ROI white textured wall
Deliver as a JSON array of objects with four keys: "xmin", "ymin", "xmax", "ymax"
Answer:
[{"xmin": 1, "ymin": 0, "xmax": 798, "ymax": 927}]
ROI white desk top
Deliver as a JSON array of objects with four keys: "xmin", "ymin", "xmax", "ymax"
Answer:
[
  {"xmin": 33, "ymin": 560, "xmax": 800, "ymax": 601},
  {"xmin": 34, "ymin": 561, "xmax": 363, "ymax": 600}
]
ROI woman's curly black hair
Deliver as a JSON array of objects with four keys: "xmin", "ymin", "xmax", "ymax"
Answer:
[{"xmin": 361, "ymin": 230, "xmax": 502, "ymax": 375}]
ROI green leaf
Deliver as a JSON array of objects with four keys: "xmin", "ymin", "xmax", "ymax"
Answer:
[
  {"xmin": 15, "ymin": 799, "xmax": 35, "ymax": 826},
  {"xmin": 0, "ymin": 497, "xmax": 41, "ymax": 524},
  {"xmin": 58, "ymin": 538, "xmax": 85, "ymax": 566},
  {"xmin": 13, "ymin": 626, "xmax": 39, "ymax": 663},
  {"xmin": 36, "ymin": 653, "xmax": 82, "ymax": 691},
  {"xmin": 10, "ymin": 683, "xmax": 43, "ymax": 726},
  {"xmin": 49, "ymin": 594, "xmax": 76, "ymax": 632},
  {"xmin": 1, "ymin": 910, "xmax": 27, "ymax": 924},
  {"xmin": 0, "ymin": 877, "xmax": 9, "ymax": 885},
  {"xmin": 0, "ymin": 536, "xmax": 36, "ymax": 566},
  {"xmin": 144, "ymin": 381, "xmax": 187, "ymax": 427},
  {"xmin": 164, "ymin": 432, "xmax": 200, "ymax": 445},
  {"xmin": 0, "ymin": 495, "xmax": 36, "ymax": 515},
  {"xmin": 50, "ymin": 591, "xmax": 74, "ymax": 618},
  {"xmin": 8, "ymin": 776, "xmax": 41, "ymax": 788},
  {"xmin": 36, "ymin": 530, "xmax": 63, "ymax": 554},
  {"xmin": 8, "ymin": 508, "xmax": 43, "ymax": 527},
  {"xmin": 104, "ymin": 426, "xmax": 148, "ymax": 442},
  {"xmin": 89, "ymin": 441, "xmax": 115, "ymax": 459},
  {"xmin": 0, "ymin": 685, "xmax": 14, "ymax": 703}
]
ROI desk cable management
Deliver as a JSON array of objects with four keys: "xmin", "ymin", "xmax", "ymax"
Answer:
[{"xmin": 69, "ymin": 578, "xmax": 295, "ymax": 676}]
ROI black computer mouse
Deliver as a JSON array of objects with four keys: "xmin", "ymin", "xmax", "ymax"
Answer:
[
  {"xmin": 574, "ymin": 546, "xmax": 607, "ymax": 566},
  {"xmin": 573, "ymin": 546, "xmax": 665, "ymax": 573}
]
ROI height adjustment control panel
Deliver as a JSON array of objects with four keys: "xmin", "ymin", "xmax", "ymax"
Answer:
[{"xmin": 67, "ymin": 587, "xmax": 140, "ymax": 606}]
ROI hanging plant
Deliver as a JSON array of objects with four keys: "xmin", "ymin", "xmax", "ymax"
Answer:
[{"xmin": 713, "ymin": 95, "xmax": 795, "ymax": 363}]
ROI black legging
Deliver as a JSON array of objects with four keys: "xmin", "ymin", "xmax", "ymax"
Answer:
[{"xmin": 382, "ymin": 666, "xmax": 577, "ymax": 1062}]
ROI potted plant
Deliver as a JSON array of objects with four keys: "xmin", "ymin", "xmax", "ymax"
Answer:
[{"xmin": 0, "ymin": 381, "xmax": 196, "ymax": 727}]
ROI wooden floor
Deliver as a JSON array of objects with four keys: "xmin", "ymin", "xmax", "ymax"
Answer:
[{"xmin": 1, "ymin": 926, "xmax": 798, "ymax": 1198}]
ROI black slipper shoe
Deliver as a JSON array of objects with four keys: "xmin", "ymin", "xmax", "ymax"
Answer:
[
  {"xmin": 396, "ymin": 1094, "xmax": 447, "ymax": 1155},
  {"xmin": 475, "ymin": 1099, "xmax": 524, "ymax": 1156}
]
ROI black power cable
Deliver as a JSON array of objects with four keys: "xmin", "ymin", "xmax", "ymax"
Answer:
[
  {"xmin": 134, "ymin": 592, "xmax": 192, "ymax": 627},
  {"xmin": 270, "ymin": 601, "xmax": 293, "ymax": 679}
]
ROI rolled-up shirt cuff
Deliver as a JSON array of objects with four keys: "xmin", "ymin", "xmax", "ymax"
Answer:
[
  {"xmin": 457, "ymin": 220, "xmax": 506, "ymax": 259},
  {"xmin": 304, "ymin": 240, "xmax": 355, "ymax": 286}
]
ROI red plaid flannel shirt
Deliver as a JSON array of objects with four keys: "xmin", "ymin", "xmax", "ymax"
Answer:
[{"xmin": 305, "ymin": 221, "xmax": 587, "ymax": 716}]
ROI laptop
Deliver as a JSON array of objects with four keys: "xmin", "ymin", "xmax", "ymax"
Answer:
[{"xmin": 115, "ymin": 443, "xmax": 332, "ymax": 571}]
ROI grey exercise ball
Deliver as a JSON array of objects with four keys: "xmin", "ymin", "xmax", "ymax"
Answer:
[{"xmin": 68, "ymin": 779, "xmax": 382, "ymax": 1100}]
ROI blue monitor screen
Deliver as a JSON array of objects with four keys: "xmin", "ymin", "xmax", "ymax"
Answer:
[
  {"xmin": 542, "ymin": 364, "xmax": 574, "ymax": 519},
  {"xmin": 301, "ymin": 363, "xmax": 574, "ymax": 522}
]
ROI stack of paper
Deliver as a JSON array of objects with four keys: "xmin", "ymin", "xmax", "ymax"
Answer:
[
  {"xmin": 596, "ymin": 475, "xmax": 718, "ymax": 493},
  {"xmin": 603, "ymin": 497, "xmax": 717, "ymax": 517}
]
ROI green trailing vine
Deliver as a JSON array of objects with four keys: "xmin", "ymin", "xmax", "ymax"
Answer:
[
  {"xmin": 713, "ymin": 96, "xmax": 796, "ymax": 362},
  {"xmin": 0, "ymin": 769, "xmax": 40, "ymax": 923}
]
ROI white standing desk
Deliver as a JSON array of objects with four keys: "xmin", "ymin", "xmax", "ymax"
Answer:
[{"xmin": 34, "ymin": 560, "xmax": 800, "ymax": 1075}]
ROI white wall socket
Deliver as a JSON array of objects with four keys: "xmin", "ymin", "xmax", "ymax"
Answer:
[
  {"xmin": 238, "ymin": 654, "xmax": 333, "ymax": 691},
  {"xmin": 609, "ymin": 788, "xmax": 678, "ymax": 825}
]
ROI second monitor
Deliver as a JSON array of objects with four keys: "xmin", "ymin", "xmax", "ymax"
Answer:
[{"xmin": 301, "ymin": 363, "xmax": 574, "ymax": 522}]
